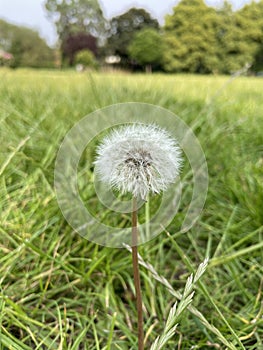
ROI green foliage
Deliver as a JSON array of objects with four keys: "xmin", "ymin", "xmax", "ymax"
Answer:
[
  {"xmin": 44, "ymin": 0, "xmax": 105, "ymax": 66},
  {"xmin": 106, "ymin": 8, "xmax": 159, "ymax": 65},
  {"xmin": 163, "ymin": 0, "xmax": 220, "ymax": 73},
  {"xmin": 74, "ymin": 49, "xmax": 98, "ymax": 69},
  {"xmin": 214, "ymin": 1, "xmax": 263, "ymax": 73},
  {"xmin": 237, "ymin": 1, "xmax": 263, "ymax": 72},
  {"xmin": 0, "ymin": 19, "xmax": 54, "ymax": 68},
  {"xmin": 128, "ymin": 28, "xmax": 163, "ymax": 72},
  {"xmin": 44, "ymin": 0, "xmax": 106, "ymax": 42},
  {"xmin": 213, "ymin": 2, "xmax": 246, "ymax": 73},
  {"xmin": 163, "ymin": 0, "xmax": 263, "ymax": 74}
]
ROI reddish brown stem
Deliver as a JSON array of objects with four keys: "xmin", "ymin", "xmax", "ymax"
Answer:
[{"xmin": 132, "ymin": 197, "xmax": 144, "ymax": 350}]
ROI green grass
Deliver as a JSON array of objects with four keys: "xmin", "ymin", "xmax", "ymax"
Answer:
[{"xmin": 0, "ymin": 68, "xmax": 262, "ymax": 349}]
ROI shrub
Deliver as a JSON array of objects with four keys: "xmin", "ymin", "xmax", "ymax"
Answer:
[{"xmin": 74, "ymin": 49, "xmax": 98, "ymax": 70}]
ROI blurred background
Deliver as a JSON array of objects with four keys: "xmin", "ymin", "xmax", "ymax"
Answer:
[{"xmin": 0, "ymin": 0, "xmax": 262, "ymax": 74}]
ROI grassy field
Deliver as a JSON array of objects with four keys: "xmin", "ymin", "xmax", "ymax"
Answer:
[{"xmin": 0, "ymin": 69, "xmax": 262, "ymax": 349}]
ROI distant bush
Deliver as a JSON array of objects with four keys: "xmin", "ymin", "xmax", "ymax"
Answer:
[{"xmin": 74, "ymin": 49, "xmax": 98, "ymax": 70}]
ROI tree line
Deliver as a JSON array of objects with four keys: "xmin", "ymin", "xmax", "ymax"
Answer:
[
  {"xmin": 0, "ymin": 19, "xmax": 54, "ymax": 68},
  {"xmin": 0, "ymin": 0, "xmax": 262, "ymax": 74}
]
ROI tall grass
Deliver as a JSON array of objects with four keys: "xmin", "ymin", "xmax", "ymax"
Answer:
[{"xmin": 0, "ymin": 69, "xmax": 262, "ymax": 349}]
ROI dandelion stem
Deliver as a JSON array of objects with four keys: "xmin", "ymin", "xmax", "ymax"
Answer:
[{"xmin": 132, "ymin": 196, "xmax": 144, "ymax": 350}]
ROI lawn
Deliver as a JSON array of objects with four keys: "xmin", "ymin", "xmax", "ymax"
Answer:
[{"xmin": 0, "ymin": 69, "xmax": 262, "ymax": 349}]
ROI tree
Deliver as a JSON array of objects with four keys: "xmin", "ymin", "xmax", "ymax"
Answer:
[
  {"xmin": 163, "ymin": 0, "xmax": 220, "ymax": 73},
  {"xmin": 44, "ymin": 0, "xmax": 106, "ymax": 65},
  {"xmin": 254, "ymin": 44, "xmax": 263, "ymax": 72},
  {"xmin": 163, "ymin": 0, "xmax": 263, "ymax": 74},
  {"xmin": 62, "ymin": 33, "xmax": 97, "ymax": 65},
  {"xmin": 236, "ymin": 1, "xmax": 263, "ymax": 72},
  {"xmin": 106, "ymin": 8, "xmax": 159, "ymax": 66},
  {"xmin": 128, "ymin": 28, "xmax": 163, "ymax": 73},
  {"xmin": 0, "ymin": 19, "xmax": 54, "ymax": 68},
  {"xmin": 214, "ymin": 1, "xmax": 263, "ymax": 73},
  {"xmin": 44, "ymin": 0, "xmax": 106, "ymax": 42}
]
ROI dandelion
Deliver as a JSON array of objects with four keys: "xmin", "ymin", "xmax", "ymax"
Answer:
[
  {"xmin": 95, "ymin": 123, "xmax": 182, "ymax": 200},
  {"xmin": 94, "ymin": 123, "xmax": 182, "ymax": 350}
]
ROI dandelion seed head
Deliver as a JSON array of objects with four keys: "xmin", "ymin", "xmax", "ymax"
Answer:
[{"xmin": 94, "ymin": 124, "xmax": 182, "ymax": 200}]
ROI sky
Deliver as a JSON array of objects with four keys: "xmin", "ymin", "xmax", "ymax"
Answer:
[{"xmin": 0, "ymin": 0, "xmax": 253, "ymax": 47}]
